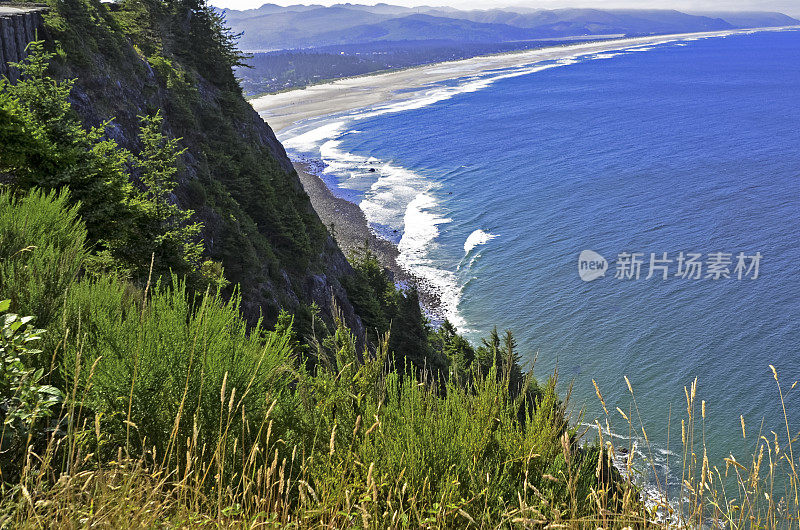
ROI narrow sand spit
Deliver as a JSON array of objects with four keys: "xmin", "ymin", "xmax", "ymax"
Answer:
[{"xmin": 251, "ymin": 26, "xmax": 799, "ymax": 133}]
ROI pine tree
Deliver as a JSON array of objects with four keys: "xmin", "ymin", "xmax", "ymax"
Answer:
[
  {"xmin": 168, "ymin": 0, "xmax": 248, "ymax": 89},
  {"xmin": 476, "ymin": 326, "xmax": 501, "ymax": 373},
  {"xmin": 476, "ymin": 327, "xmax": 525, "ymax": 395},
  {"xmin": 129, "ymin": 111, "xmax": 202, "ymax": 277},
  {"xmin": 502, "ymin": 329, "xmax": 524, "ymax": 395},
  {"xmin": 436, "ymin": 320, "xmax": 475, "ymax": 382}
]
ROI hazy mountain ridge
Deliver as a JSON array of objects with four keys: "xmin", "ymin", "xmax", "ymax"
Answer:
[{"xmin": 223, "ymin": 3, "xmax": 799, "ymax": 51}]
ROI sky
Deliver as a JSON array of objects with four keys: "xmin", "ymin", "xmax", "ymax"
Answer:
[{"xmin": 209, "ymin": 0, "xmax": 800, "ymax": 17}]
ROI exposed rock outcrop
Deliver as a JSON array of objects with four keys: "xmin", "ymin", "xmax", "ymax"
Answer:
[{"xmin": 0, "ymin": 5, "xmax": 48, "ymax": 82}]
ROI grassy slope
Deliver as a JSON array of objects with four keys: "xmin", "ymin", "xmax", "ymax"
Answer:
[{"xmin": 0, "ymin": 189, "xmax": 631, "ymax": 527}]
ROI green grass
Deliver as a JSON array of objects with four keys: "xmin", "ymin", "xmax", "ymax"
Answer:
[
  {"xmin": 0, "ymin": 184, "xmax": 798, "ymax": 529},
  {"xmin": 0, "ymin": 188, "xmax": 86, "ymax": 351},
  {"xmin": 0, "ymin": 187, "xmax": 629, "ymax": 528}
]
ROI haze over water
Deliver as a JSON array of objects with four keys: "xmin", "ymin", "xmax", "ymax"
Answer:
[{"xmin": 281, "ymin": 29, "xmax": 800, "ymax": 489}]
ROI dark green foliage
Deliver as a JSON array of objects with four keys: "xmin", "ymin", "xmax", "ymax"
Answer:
[
  {"xmin": 0, "ymin": 189, "xmax": 87, "ymax": 334},
  {"xmin": 434, "ymin": 319, "xmax": 476, "ymax": 382},
  {"xmin": 40, "ymin": 0, "xmax": 130, "ymax": 67},
  {"xmin": 168, "ymin": 0, "xmax": 249, "ymax": 90},
  {"xmin": 112, "ymin": 0, "xmax": 171, "ymax": 58},
  {"xmin": 0, "ymin": 300, "xmax": 63, "ymax": 481},
  {"xmin": 390, "ymin": 286, "xmax": 440, "ymax": 372},
  {"xmin": 341, "ymin": 249, "xmax": 392, "ymax": 336},
  {"xmin": 477, "ymin": 326, "xmax": 526, "ymax": 396},
  {"xmin": 126, "ymin": 112, "xmax": 203, "ymax": 279},
  {"xmin": 0, "ymin": 43, "xmax": 137, "ymax": 246},
  {"xmin": 61, "ymin": 274, "xmax": 297, "ymax": 468},
  {"xmin": 0, "ymin": 45, "xmax": 204, "ymax": 283},
  {"xmin": 343, "ymin": 249, "xmax": 445, "ymax": 376}
]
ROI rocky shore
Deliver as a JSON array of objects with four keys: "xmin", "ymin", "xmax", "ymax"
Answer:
[{"xmin": 294, "ymin": 161, "xmax": 446, "ymax": 322}]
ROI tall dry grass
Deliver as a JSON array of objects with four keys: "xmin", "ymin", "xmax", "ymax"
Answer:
[
  {"xmin": 2, "ymin": 301, "xmax": 798, "ymax": 528},
  {"xmin": 2, "ymin": 189, "xmax": 797, "ymax": 528},
  {"xmin": 5, "ymin": 321, "xmax": 797, "ymax": 529},
  {"xmin": 591, "ymin": 369, "xmax": 799, "ymax": 528}
]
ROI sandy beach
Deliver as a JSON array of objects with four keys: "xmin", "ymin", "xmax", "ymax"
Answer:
[
  {"xmin": 263, "ymin": 25, "xmax": 797, "ymax": 320},
  {"xmin": 251, "ymin": 26, "xmax": 798, "ymax": 133}
]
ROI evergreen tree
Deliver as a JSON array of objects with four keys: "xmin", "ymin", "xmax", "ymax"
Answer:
[
  {"xmin": 0, "ymin": 44, "xmax": 204, "ymax": 282},
  {"xmin": 127, "ymin": 111, "xmax": 202, "ymax": 278},
  {"xmin": 476, "ymin": 326, "xmax": 501, "ymax": 373},
  {"xmin": 0, "ymin": 42, "xmax": 136, "ymax": 250},
  {"xmin": 342, "ymin": 249, "xmax": 392, "ymax": 340},
  {"xmin": 501, "ymin": 329, "xmax": 524, "ymax": 395},
  {"xmin": 168, "ymin": 0, "xmax": 248, "ymax": 89},
  {"xmin": 476, "ymin": 327, "xmax": 525, "ymax": 395},
  {"xmin": 389, "ymin": 287, "xmax": 437, "ymax": 372},
  {"xmin": 435, "ymin": 320, "xmax": 475, "ymax": 382}
]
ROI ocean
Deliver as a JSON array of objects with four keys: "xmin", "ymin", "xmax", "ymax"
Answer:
[{"xmin": 279, "ymin": 29, "xmax": 800, "ymax": 494}]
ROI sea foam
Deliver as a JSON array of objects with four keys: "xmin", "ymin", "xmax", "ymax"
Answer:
[
  {"xmin": 275, "ymin": 28, "xmax": 772, "ymax": 334},
  {"xmin": 463, "ymin": 229, "xmax": 498, "ymax": 254}
]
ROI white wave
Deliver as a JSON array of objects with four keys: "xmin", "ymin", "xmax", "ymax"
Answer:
[
  {"xmin": 463, "ymin": 229, "xmax": 498, "ymax": 254},
  {"xmin": 397, "ymin": 193, "xmax": 466, "ymax": 328},
  {"xmin": 283, "ymin": 121, "xmax": 347, "ymax": 151},
  {"xmin": 353, "ymin": 59, "xmax": 578, "ymax": 121},
  {"xmin": 593, "ymin": 52, "xmax": 626, "ymax": 59},
  {"xmin": 367, "ymin": 171, "xmax": 426, "ymax": 234},
  {"xmin": 297, "ymin": 131, "xmax": 467, "ymax": 326}
]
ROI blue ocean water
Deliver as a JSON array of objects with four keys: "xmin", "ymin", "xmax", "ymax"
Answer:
[{"xmin": 282, "ymin": 30, "xmax": 800, "ymax": 490}]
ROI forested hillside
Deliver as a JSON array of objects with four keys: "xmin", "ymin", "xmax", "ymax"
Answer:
[{"xmin": 14, "ymin": 0, "xmax": 365, "ymax": 334}]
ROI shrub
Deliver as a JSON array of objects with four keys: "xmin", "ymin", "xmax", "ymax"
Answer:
[
  {"xmin": 0, "ymin": 300, "xmax": 62, "ymax": 481},
  {"xmin": 60, "ymin": 275, "xmax": 298, "ymax": 474},
  {"xmin": 0, "ymin": 188, "xmax": 86, "ymax": 334}
]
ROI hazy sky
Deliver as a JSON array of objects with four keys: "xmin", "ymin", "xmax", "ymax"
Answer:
[{"xmin": 209, "ymin": 0, "xmax": 800, "ymax": 17}]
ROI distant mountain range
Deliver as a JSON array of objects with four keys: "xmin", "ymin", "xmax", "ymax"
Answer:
[{"xmin": 223, "ymin": 3, "xmax": 800, "ymax": 51}]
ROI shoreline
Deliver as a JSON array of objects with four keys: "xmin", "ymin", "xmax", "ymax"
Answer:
[
  {"xmin": 252, "ymin": 25, "xmax": 800, "ymax": 133},
  {"xmin": 294, "ymin": 161, "xmax": 446, "ymax": 320},
  {"xmin": 244, "ymin": 34, "xmax": 628, "ymax": 100},
  {"xmin": 272, "ymin": 25, "xmax": 799, "ymax": 326}
]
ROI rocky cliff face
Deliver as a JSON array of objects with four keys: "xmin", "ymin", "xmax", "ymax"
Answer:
[
  {"xmin": 0, "ymin": 6, "xmax": 47, "ymax": 82},
  {"xmin": 26, "ymin": 0, "xmax": 364, "ymax": 337}
]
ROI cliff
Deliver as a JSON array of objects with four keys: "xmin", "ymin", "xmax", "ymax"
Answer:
[
  {"xmin": 0, "ymin": 5, "xmax": 48, "ymax": 81},
  {"xmin": 8, "ymin": 0, "xmax": 363, "ymax": 335}
]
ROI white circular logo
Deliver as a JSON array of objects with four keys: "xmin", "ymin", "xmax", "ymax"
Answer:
[{"xmin": 578, "ymin": 250, "xmax": 607, "ymax": 282}]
